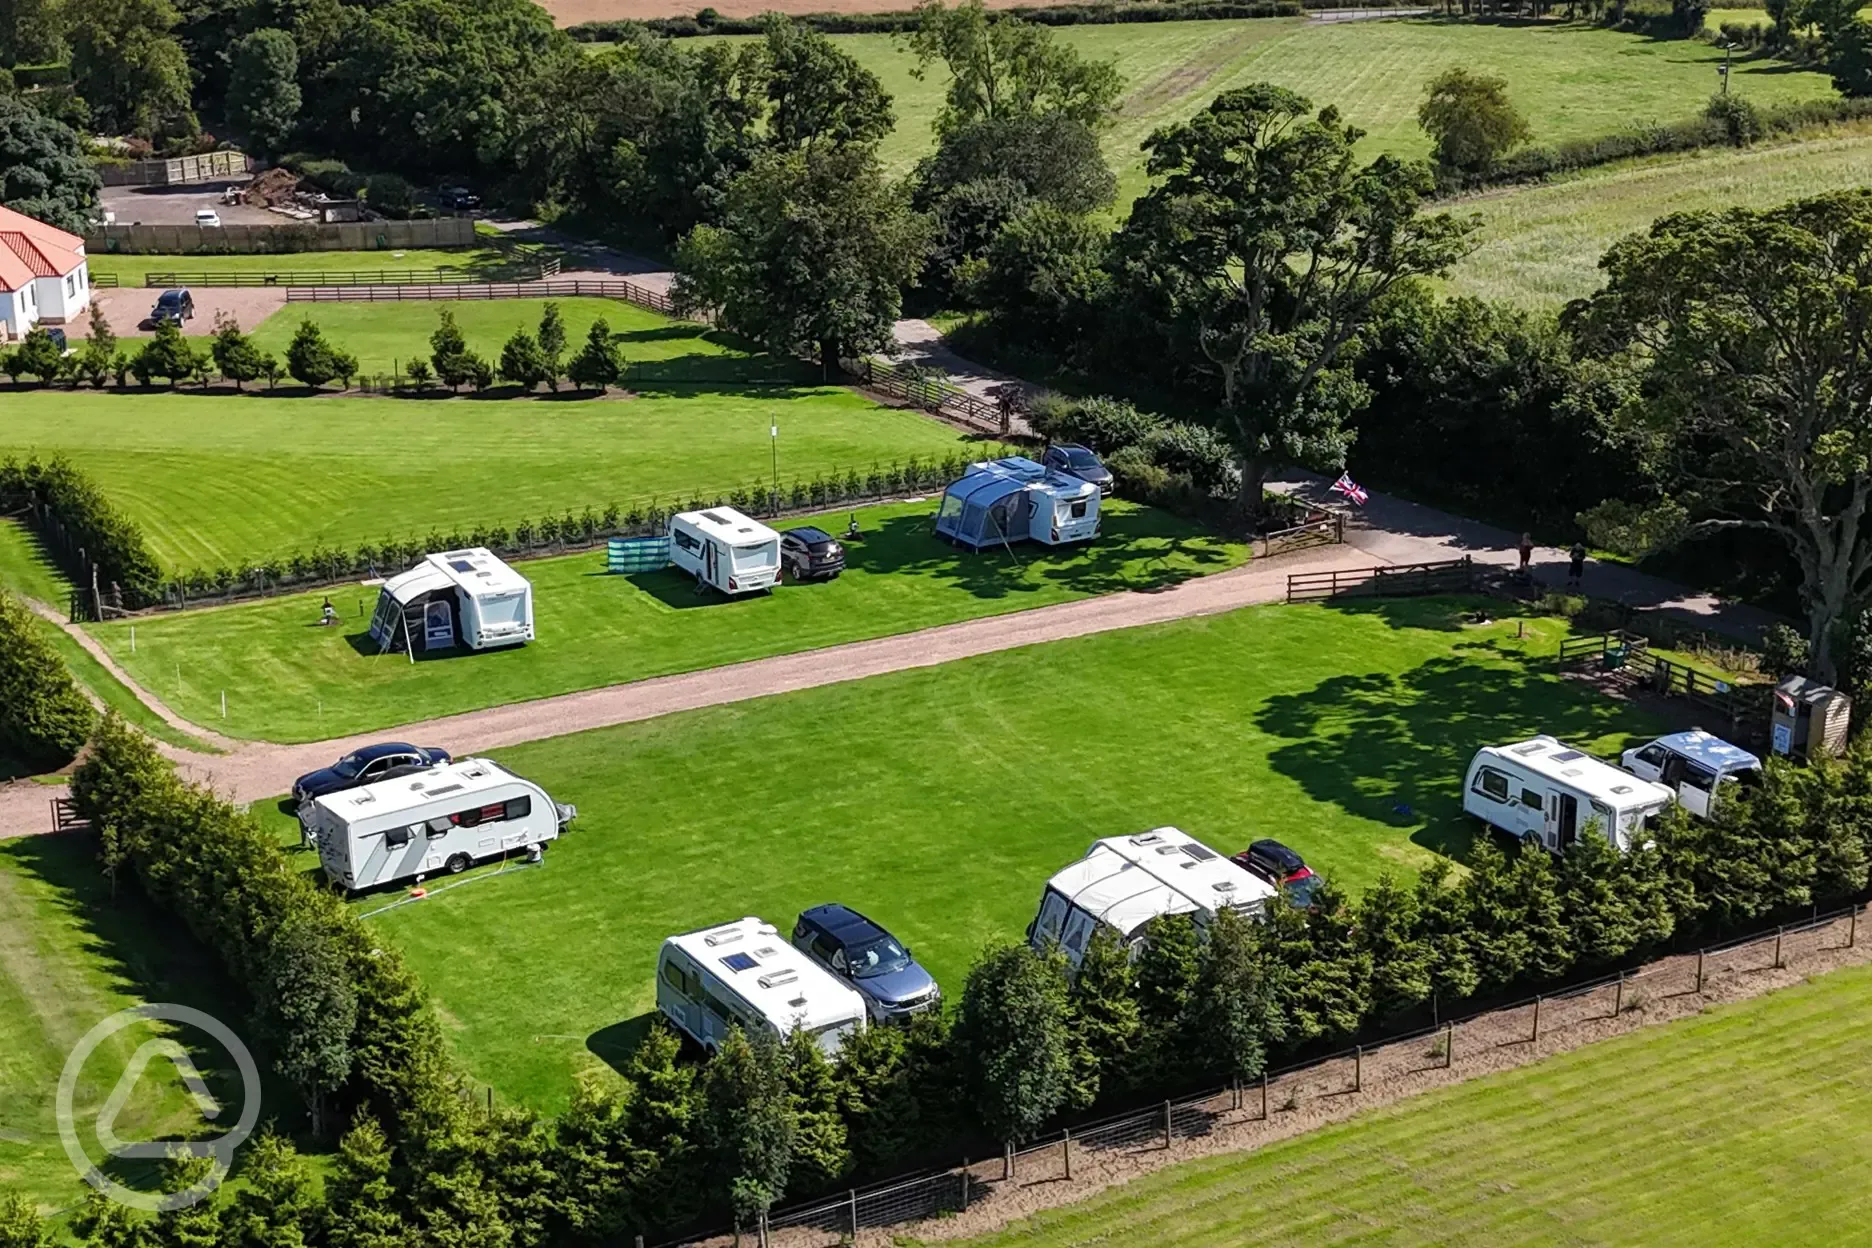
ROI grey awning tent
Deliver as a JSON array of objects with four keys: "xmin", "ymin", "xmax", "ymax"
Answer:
[{"xmin": 935, "ymin": 459, "xmax": 1041, "ymax": 551}]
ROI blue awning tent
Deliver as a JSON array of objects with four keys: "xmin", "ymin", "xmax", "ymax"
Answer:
[{"xmin": 934, "ymin": 456, "xmax": 1100, "ymax": 552}]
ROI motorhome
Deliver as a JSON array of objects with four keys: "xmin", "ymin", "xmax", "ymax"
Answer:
[
  {"xmin": 1621, "ymin": 730, "xmax": 1761, "ymax": 818},
  {"xmin": 1464, "ymin": 736, "xmax": 1675, "ymax": 852},
  {"xmin": 299, "ymin": 757, "xmax": 575, "ymax": 891},
  {"xmin": 934, "ymin": 457, "xmax": 1101, "ymax": 552},
  {"xmin": 668, "ymin": 507, "xmax": 782, "ymax": 596},
  {"xmin": 367, "ymin": 548, "xmax": 534, "ymax": 655},
  {"xmin": 656, "ymin": 917, "xmax": 868, "ymax": 1056},
  {"xmin": 1027, "ymin": 828, "xmax": 1278, "ymax": 970}
]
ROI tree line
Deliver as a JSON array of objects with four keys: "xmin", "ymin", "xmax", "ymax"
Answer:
[{"xmin": 13, "ymin": 709, "xmax": 1872, "ymax": 1246}]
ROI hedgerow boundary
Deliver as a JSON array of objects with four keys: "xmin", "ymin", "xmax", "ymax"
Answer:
[{"xmin": 672, "ymin": 904, "xmax": 1872, "ymax": 1248}]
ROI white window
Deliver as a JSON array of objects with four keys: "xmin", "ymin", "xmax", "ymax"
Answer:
[
  {"xmin": 65, "ymin": 275, "xmax": 74, "ymax": 297},
  {"xmin": 477, "ymin": 592, "xmax": 526, "ymax": 627},
  {"xmin": 1474, "ymin": 767, "xmax": 1510, "ymax": 802},
  {"xmin": 732, "ymin": 543, "xmax": 774, "ymax": 571}
]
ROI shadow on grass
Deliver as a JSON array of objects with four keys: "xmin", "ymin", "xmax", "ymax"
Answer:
[
  {"xmin": 1253, "ymin": 633, "xmax": 1660, "ymax": 866},
  {"xmin": 1308, "ymin": 594, "xmax": 1518, "ymax": 633},
  {"xmin": 0, "ymin": 832, "xmax": 307, "ymax": 1191},
  {"xmin": 586, "ymin": 1011, "xmax": 661, "ymax": 1076}
]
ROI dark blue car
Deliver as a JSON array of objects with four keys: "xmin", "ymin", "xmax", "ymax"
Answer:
[
  {"xmin": 292, "ymin": 741, "xmax": 451, "ymax": 806},
  {"xmin": 792, "ymin": 904, "xmax": 941, "ymax": 1023}
]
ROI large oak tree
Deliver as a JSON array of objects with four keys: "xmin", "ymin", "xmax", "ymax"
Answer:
[
  {"xmin": 1115, "ymin": 85, "xmax": 1476, "ymax": 507},
  {"xmin": 1570, "ymin": 190, "xmax": 1872, "ymax": 678}
]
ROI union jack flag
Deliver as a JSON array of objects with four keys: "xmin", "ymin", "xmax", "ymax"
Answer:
[{"xmin": 1330, "ymin": 472, "xmax": 1369, "ymax": 506}]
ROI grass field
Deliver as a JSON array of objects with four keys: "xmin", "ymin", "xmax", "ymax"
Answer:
[
  {"xmin": 1449, "ymin": 125, "xmax": 1872, "ymax": 305},
  {"xmin": 334, "ymin": 597, "xmax": 1660, "ymax": 1109},
  {"xmin": 940, "ymin": 960, "xmax": 1872, "ymax": 1247},
  {"xmin": 88, "ymin": 499, "xmax": 1246, "ymax": 742},
  {"xmin": 0, "ymin": 833, "xmax": 267, "ymax": 1215},
  {"xmin": 85, "ymin": 246, "xmax": 535, "ymax": 286},
  {"xmin": 0, "ymin": 306, "xmax": 974, "ymax": 571},
  {"xmin": 0, "ymin": 523, "xmax": 214, "ymax": 758},
  {"xmin": 693, "ymin": 18, "xmax": 1834, "ymax": 205},
  {"xmin": 245, "ymin": 297, "xmax": 775, "ymax": 379}
]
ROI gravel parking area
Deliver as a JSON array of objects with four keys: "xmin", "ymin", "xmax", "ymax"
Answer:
[
  {"xmin": 100, "ymin": 184, "xmax": 275, "ymax": 227},
  {"xmin": 72, "ymin": 287, "xmax": 291, "ymax": 338}
]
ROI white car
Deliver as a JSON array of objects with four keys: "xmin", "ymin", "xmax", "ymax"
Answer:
[{"xmin": 195, "ymin": 208, "xmax": 222, "ymax": 227}]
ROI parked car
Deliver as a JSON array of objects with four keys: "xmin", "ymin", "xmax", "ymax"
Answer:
[
  {"xmin": 1232, "ymin": 838, "xmax": 1323, "ymax": 909},
  {"xmin": 780, "ymin": 526, "xmax": 846, "ymax": 581},
  {"xmin": 292, "ymin": 742, "xmax": 453, "ymax": 806},
  {"xmin": 1041, "ymin": 443, "xmax": 1114, "ymax": 495},
  {"xmin": 194, "ymin": 208, "xmax": 222, "ymax": 227},
  {"xmin": 441, "ymin": 186, "xmax": 481, "ymax": 210},
  {"xmin": 150, "ymin": 289, "xmax": 195, "ymax": 325},
  {"xmin": 41, "ymin": 327, "xmax": 67, "ymax": 352},
  {"xmin": 792, "ymin": 903, "xmax": 941, "ymax": 1023}
]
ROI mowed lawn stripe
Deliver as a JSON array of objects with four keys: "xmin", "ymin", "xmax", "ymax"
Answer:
[
  {"xmin": 343, "ymin": 599, "xmax": 1658, "ymax": 1108},
  {"xmin": 943, "ymin": 964, "xmax": 1872, "ymax": 1247}
]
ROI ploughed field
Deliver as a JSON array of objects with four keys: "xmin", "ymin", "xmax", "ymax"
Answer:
[{"xmin": 309, "ymin": 597, "xmax": 1662, "ymax": 1109}]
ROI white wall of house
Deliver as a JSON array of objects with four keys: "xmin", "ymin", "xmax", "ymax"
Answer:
[{"xmin": 31, "ymin": 256, "xmax": 88, "ymax": 324}]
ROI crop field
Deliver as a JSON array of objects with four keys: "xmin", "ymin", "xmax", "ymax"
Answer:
[
  {"xmin": 0, "ymin": 833, "xmax": 267, "ymax": 1215},
  {"xmin": 88, "ymin": 499, "xmax": 1245, "ymax": 742},
  {"xmin": 941, "ymin": 959, "xmax": 1872, "ymax": 1247},
  {"xmin": 0, "ymin": 306, "xmax": 974, "ymax": 571},
  {"xmin": 691, "ymin": 18, "xmax": 1833, "ymax": 205},
  {"xmin": 1450, "ymin": 126, "xmax": 1872, "ymax": 305},
  {"xmin": 334, "ymin": 597, "xmax": 1660, "ymax": 1109},
  {"xmin": 84, "ymin": 245, "xmax": 534, "ymax": 286}
]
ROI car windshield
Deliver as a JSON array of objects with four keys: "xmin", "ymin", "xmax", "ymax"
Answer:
[
  {"xmin": 333, "ymin": 754, "xmax": 364, "ymax": 778},
  {"xmin": 1067, "ymin": 449, "xmax": 1101, "ymax": 468},
  {"xmin": 847, "ymin": 937, "xmax": 910, "ymax": 979},
  {"xmin": 1285, "ymin": 874, "xmax": 1323, "ymax": 907}
]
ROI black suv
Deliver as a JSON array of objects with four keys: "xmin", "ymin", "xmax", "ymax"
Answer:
[
  {"xmin": 780, "ymin": 526, "xmax": 846, "ymax": 581},
  {"xmin": 1232, "ymin": 838, "xmax": 1323, "ymax": 909},
  {"xmin": 1041, "ymin": 443, "xmax": 1114, "ymax": 495}
]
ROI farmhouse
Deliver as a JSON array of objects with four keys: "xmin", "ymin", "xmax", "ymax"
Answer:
[{"xmin": 0, "ymin": 205, "xmax": 91, "ymax": 340}]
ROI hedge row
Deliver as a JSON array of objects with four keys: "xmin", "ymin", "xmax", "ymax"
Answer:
[
  {"xmin": 0, "ymin": 456, "xmax": 164, "ymax": 607},
  {"xmin": 151, "ymin": 450, "xmax": 1010, "ymax": 608},
  {"xmin": 1440, "ymin": 94, "xmax": 1872, "ymax": 194},
  {"xmin": 0, "ymin": 591, "xmax": 95, "ymax": 770},
  {"xmin": 52, "ymin": 710, "xmax": 1872, "ymax": 1242},
  {"xmin": 568, "ymin": 0, "xmax": 1299, "ymax": 39}
]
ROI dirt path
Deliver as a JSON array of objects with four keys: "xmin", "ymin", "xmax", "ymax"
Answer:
[{"xmin": 0, "ymin": 543, "xmax": 1374, "ymax": 838}]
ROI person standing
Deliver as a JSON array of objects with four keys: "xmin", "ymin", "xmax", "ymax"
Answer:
[
  {"xmin": 1518, "ymin": 532, "xmax": 1534, "ymax": 576},
  {"xmin": 1567, "ymin": 541, "xmax": 1587, "ymax": 589}
]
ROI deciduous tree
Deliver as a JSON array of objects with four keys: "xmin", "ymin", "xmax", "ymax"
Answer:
[
  {"xmin": 68, "ymin": 0, "xmax": 198, "ymax": 140},
  {"xmin": 910, "ymin": 0, "xmax": 1123, "ymax": 136},
  {"xmin": 758, "ymin": 15, "xmax": 893, "ymax": 153},
  {"xmin": 1416, "ymin": 68, "xmax": 1531, "ymax": 174},
  {"xmin": 1571, "ymin": 190, "xmax": 1872, "ymax": 677},
  {"xmin": 227, "ymin": 29, "xmax": 301, "ymax": 157},
  {"xmin": 1116, "ymin": 85, "xmax": 1475, "ymax": 508}
]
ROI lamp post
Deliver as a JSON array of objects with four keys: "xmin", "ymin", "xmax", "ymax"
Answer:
[
  {"xmin": 770, "ymin": 418, "xmax": 780, "ymax": 512},
  {"xmin": 1719, "ymin": 41, "xmax": 1733, "ymax": 95}
]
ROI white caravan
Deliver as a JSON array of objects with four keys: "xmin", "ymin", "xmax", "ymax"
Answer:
[
  {"xmin": 668, "ymin": 507, "xmax": 782, "ymax": 596},
  {"xmin": 367, "ymin": 548, "xmax": 534, "ymax": 654},
  {"xmin": 1464, "ymin": 736, "xmax": 1674, "ymax": 852},
  {"xmin": 1027, "ymin": 828, "xmax": 1278, "ymax": 970},
  {"xmin": 300, "ymin": 757, "xmax": 575, "ymax": 891},
  {"xmin": 1621, "ymin": 730, "xmax": 1762, "ymax": 819},
  {"xmin": 657, "ymin": 917, "xmax": 868, "ymax": 1056}
]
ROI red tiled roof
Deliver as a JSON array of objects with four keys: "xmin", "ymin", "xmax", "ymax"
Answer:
[{"xmin": 0, "ymin": 204, "xmax": 85, "ymax": 292}]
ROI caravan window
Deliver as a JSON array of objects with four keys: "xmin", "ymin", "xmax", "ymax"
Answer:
[
  {"xmin": 661, "ymin": 960, "xmax": 697, "ymax": 998},
  {"xmin": 479, "ymin": 592, "xmax": 526, "ymax": 627},
  {"xmin": 450, "ymin": 797, "xmax": 528, "ymax": 829},
  {"xmin": 1521, "ymin": 789, "xmax": 1543, "ymax": 811},
  {"xmin": 673, "ymin": 529, "xmax": 701, "ymax": 554},
  {"xmin": 385, "ymin": 825, "xmax": 413, "ymax": 849},
  {"xmin": 1070, "ymin": 499, "xmax": 1089, "ymax": 519},
  {"xmin": 504, "ymin": 795, "xmax": 532, "ymax": 820},
  {"xmin": 1474, "ymin": 767, "xmax": 1511, "ymax": 802},
  {"xmin": 732, "ymin": 543, "xmax": 775, "ymax": 571}
]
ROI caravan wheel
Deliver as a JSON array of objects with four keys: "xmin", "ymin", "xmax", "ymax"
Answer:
[{"xmin": 445, "ymin": 853, "xmax": 471, "ymax": 875}]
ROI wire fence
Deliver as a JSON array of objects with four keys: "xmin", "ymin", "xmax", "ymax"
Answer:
[{"xmin": 654, "ymin": 902, "xmax": 1868, "ymax": 1248}]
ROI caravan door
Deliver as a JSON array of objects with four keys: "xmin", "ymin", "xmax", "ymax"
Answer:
[
  {"xmin": 704, "ymin": 541, "xmax": 720, "ymax": 588},
  {"xmin": 1545, "ymin": 792, "xmax": 1579, "ymax": 850},
  {"xmin": 423, "ymin": 600, "xmax": 454, "ymax": 650}
]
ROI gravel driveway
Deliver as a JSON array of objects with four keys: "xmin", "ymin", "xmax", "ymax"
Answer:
[{"xmin": 72, "ymin": 287, "xmax": 291, "ymax": 339}]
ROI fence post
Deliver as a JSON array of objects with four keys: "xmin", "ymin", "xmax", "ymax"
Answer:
[
  {"xmin": 1261, "ymin": 1072, "xmax": 1269, "ymax": 1120},
  {"xmin": 1613, "ymin": 972, "xmax": 1624, "ymax": 1019},
  {"xmin": 757, "ymin": 1209, "xmax": 769, "ymax": 1248},
  {"xmin": 1852, "ymin": 906, "xmax": 1859, "ymax": 949},
  {"xmin": 1774, "ymin": 925, "xmax": 1784, "ymax": 969},
  {"xmin": 1445, "ymin": 1020, "xmax": 1454, "ymax": 1069},
  {"xmin": 960, "ymin": 1162, "xmax": 970, "ymax": 1211},
  {"xmin": 1354, "ymin": 1045, "xmax": 1362, "ymax": 1094},
  {"xmin": 1531, "ymin": 995, "xmax": 1541, "ymax": 1043},
  {"xmin": 1163, "ymin": 1100, "xmax": 1173, "ymax": 1149},
  {"xmin": 635, "ymin": 1237, "xmax": 644, "ymax": 1248},
  {"xmin": 1063, "ymin": 1128, "xmax": 1072, "ymax": 1180},
  {"xmin": 1232, "ymin": 1075, "xmax": 1240, "ymax": 1112},
  {"xmin": 1004, "ymin": 1140, "xmax": 1014, "ymax": 1182},
  {"xmin": 1696, "ymin": 949, "xmax": 1705, "ymax": 993}
]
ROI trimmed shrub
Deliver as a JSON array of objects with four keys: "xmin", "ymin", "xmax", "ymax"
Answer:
[{"xmin": 0, "ymin": 591, "xmax": 95, "ymax": 769}]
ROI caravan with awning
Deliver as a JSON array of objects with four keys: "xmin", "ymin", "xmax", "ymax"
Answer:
[
  {"xmin": 934, "ymin": 457, "xmax": 1100, "ymax": 552},
  {"xmin": 367, "ymin": 548, "xmax": 534, "ymax": 654}
]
